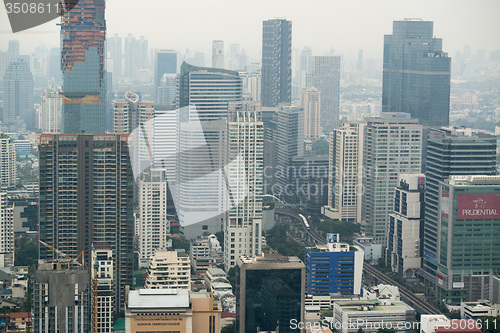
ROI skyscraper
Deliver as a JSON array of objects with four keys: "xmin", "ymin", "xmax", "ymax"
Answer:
[
  {"xmin": 7, "ymin": 40, "xmax": 19, "ymax": 63},
  {"xmin": 154, "ymin": 49, "xmax": 177, "ymax": 103},
  {"xmin": 224, "ymin": 102, "xmax": 264, "ymax": 270},
  {"xmin": 107, "ymin": 33, "xmax": 123, "ymax": 84},
  {"xmin": 0, "ymin": 192, "xmax": 14, "ymax": 267},
  {"xmin": 362, "ymin": 113, "xmax": 422, "ymax": 245},
  {"xmin": 3, "ymin": 58, "xmax": 34, "ymax": 132},
  {"xmin": 382, "ymin": 19, "xmax": 451, "ymax": 126},
  {"xmin": 0, "ymin": 135, "xmax": 16, "ymax": 189},
  {"xmin": 60, "ymin": 0, "xmax": 107, "ymax": 134},
  {"xmin": 422, "ymin": 128, "xmax": 497, "ymax": 284},
  {"xmin": 39, "ymin": 134, "xmax": 134, "ymax": 312},
  {"xmin": 123, "ymin": 34, "xmax": 148, "ymax": 81},
  {"xmin": 261, "ymin": 18, "xmax": 292, "ymax": 107},
  {"xmin": 40, "ymin": 81, "xmax": 63, "ymax": 133},
  {"xmin": 308, "ymin": 55, "xmax": 341, "ymax": 131},
  {"xmin": 301, "ymin": 86, "xmax": 321, "ymax": 139},
  {"xmin": 178, "ymin": 61, "xmax": 242, "ymax": 120},
  {"xmin": 322, "ymin": 122, "xmax": 365, "ymax": 223},
  {"xmin": 212, "ymin": 40, "xmax": 224, "ymax": 69}
]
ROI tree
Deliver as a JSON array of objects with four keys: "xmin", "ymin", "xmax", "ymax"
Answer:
[
  {"xmin": 171, "ymin": 236, "xmax": 190, "ymax": 252},
  {"xmin": 377, "ymin": 329, "xmax": 396, "ymax": 333},
  {"xmin": 15, "ymin": 236, "xmax": 38, "ymax": 267},
  {"xmin": 312, "ymin": 139, "xmax": 329, "ymax": 155},
  {"xmin": 357, "ymin": 328, "xmax": 365, "ymax": 333},
  {"xmin": 215, "ymin": 231, "xmax": 224, "ymax": 252},
  {"xmin": 221, "ymin": 321, "xmax": 236, "ymax": 333}
]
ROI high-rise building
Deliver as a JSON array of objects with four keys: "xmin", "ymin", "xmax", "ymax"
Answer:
[
  {"xmin": 138, "ymin": 169, "xmax": 170, "ymax": 268},
  {"xmin": 422, "ymin": 128, "xmax": 497, "ymax": 284},
  {"xmin": 60, "ymin": 0, "xmax": 107, "ymax": 134},
  {"xmin": 298, "ymin": 46, "xmax": 311, "ymax": 91},
  {"xmin": 0, "ymin": 135, "xmax": 16, "ymax": 189},
  {"xmin": 261, "ymin": 18, "xmax": 292, "ymax": 107},
  {"xmin": 157, "ymin": 73, "xmax": 177, "ymax": 105},
  {"xmin": 387, "ymin": 173, "xmax": 425, "ymax": 278},
  {"xmin": 40, "ymin": 82, "xmax": 63, "ymax": 133},
  {"xmin": 91, "ymin": 242, "xmax": 114, "ymax": 333},
  {"xmin": 274, "ymin": 105, "xmax": 304, "ymax": 198},
  {"xmin": 224, "ymin": 102, "xmax": 264, "ymax": 270},
  {"xmin": 322, "ymin": 122, "xmax": 365, "ymax": 223},
  {"xmin": 305, "ymin": 235, "xmax": 363, "ymax": 296},
  {"xmin": 38, "ymin": 134, "xmax": 134, "ymax": 312},
  {"xmin": 107, "ymin": 33, "xmax": 122, "ymax": 84},
  {"xmin": 154, "ymin": 49, "xmax": 177, "ymax": 103},
  {"xmin": 145, "ymin": 250, "xmax": 191, "ymax": 289},
  {"xmin": 362, "ymin": 113, "xmax": 422, "ymax": 245},
  {"xmin": 308, "ymin": 55, "xmax": 341, "ymax": 131},
  {"xmin": 33, "ymin": 261, "xmax": 90, "ymax": 333},
  {"xmin": 0, "ymin": 192, "xmax": 14, "ymax": 267},
  {"xmin": 436, "ymin": 175, "xmax": 500, "ymax": 304},
  {"xmin": 382, "ymin": 19, "xmax": 451, "ymax": 126},
  {"xmin": 7, "ymin": 40, "xmax": 19, "ymax": 63},
  {"xmin": 123, "ymin": 35, "xmax": 148, "ymax": 81},
  {"xmin": 3, "ymin": 58, "xmax": 34, "ymax": 132},
  {"xmin": 178, "ymin": 61, "xmax": 242, "ymax": 120},
  {"xmin": 49, "ymin": 47, "xmax": 62, "ymax": 84},
  {"xmin": 212, "ymin": 40, "xmax": 224, "ymax": 69},
  {"xmin": 236, "ymin": 253, "xmax": 305, "ymax": 333},
  {"xmin": 240, "ymin": 71, "xmax": 261, "ymax": 102},
  {"xmin": 301, "ymin": 86, "xmax": 321, "ymax": 139}
]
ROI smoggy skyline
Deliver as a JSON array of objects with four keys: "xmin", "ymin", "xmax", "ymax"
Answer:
[{"xmin": 1, "ymin": 0, "xmax": 499, "ymax": 60}]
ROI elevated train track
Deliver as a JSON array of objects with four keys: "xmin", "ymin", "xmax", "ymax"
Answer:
[{"xmin": 274, "ymin": 208, "xmax": 442, "ymax": 315}]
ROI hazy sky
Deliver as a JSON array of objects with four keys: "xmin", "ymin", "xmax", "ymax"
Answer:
[{"xmin": 1, "ymin": 0, "xmax": 499, "ymax": 60}]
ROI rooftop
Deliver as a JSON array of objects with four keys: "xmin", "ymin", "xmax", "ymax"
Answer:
[{"xmin": 127, "ymin": 289, "xmax": 190, "ymax": 309}]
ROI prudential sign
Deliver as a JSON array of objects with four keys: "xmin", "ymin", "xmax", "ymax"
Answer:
[{"xmin": 456, "ymin": 194, "xmax": 500, "ymax": 220}]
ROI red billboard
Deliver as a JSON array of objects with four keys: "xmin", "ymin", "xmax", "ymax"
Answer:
[{"xmin": 456, "ymin": 194, "xmax": 500, "ymax": 220}]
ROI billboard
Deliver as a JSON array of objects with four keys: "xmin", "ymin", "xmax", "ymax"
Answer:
[{"xmin": 456, "ymin": 194, "xmax": 500, "ymax": 220}]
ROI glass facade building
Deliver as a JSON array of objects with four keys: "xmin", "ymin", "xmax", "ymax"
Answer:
[
  {"xmin": 382, "ymin": 20, "xmax": 451, "ymax": 127},
  {"xmin": 60, "ymin": 0, "xmax": 107, "ymax": 134},
  {"xmin": 261, "ymin": 19, "xmax": 292, "ymax": 107},
  {"xmin": 236, "ymin": 254, "xmax": 305, "ymax": 333}
]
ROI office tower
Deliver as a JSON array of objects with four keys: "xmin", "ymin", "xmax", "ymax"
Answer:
[
  {"xmin": 240, "ymin": 71, "xmax": 261, "ymax": 102},
  {"xmin": 113, "ymin": 92, "xmax": 154, "ymax": 178},
  {"xmin": 382, "ymin": 19, "xmax": 451, "ymax": 126},
  {"xmin": 274, "ymin": 105, "xmax": 304, "ymax": 198},
  {"xmin": 154, "ymin": 49, "xmax": 177, "ymax": 103},
  {"xmin": 436, "ymin": 175, "xmax": 500, "ymax": 304},
  {"xmin": 301, "ymin": 86, "xmax": 321, "ymax": 139},
  {"xmin": 40, "ymin": 82, "xmax": 63, "ymax": 133},
  {"xmin": 152, "ymin": 105, "xmax": 177, "ymax": 176},
  {"xmin": 0, "ymin": 192, "xmax": 14, "ymax": 267},
  {"xmin": 107, "ymin": 33, "xmax": 122, "ymax": 83},
  {"xmin": 60, "ymin": 0, "xmax": 106, "ymax": 134},
  {"xmin": 48, "ymin": 48, "xmax": 62, "ymax": 84},
  {"xmin": 305, "ymin": 235, "xmax": 363, "ymax": 296},
  {"xmin": 224, "ymin": 102, "xmax": 264, "ymax": 270},
  {"xmin": 157, "ymin": 73, "xmax": 177, "ymax": 105},
  {"xmin": 7, "ymin": 40, "xmax": 19, "ymax": 63},
  {"xmin": 262, "ymin": 108, "xmax": 278, "ymax": 191},
  {"xmin": 422, "ymin": 128, "xmax": 497, "ymax": 284},
  {"xmin": 0, "ymin": 135, "xmax": 16, "ymax": 189},
  {"xmin": 322, "ymin": 122, "xmax": 365, "ymax": 223},
  {"xmin": 123, "ymin": 35, "xmax": 148, "ymax": 81},
  {"xmin": 308, "ymin": 55, "xmax": 341, "ymax": 131},
  {"xmin": 236, "ymin": 253, "xmax": 305, "ymax": 333},
  {"xmin": 261, "ymin": 18, "xmax": 292, "ymax": 107},
  {"xmin": 33, "ymin": 261, "xmax": 90, "ymax": 333},
  {"xmin": 387, "ymin": 173, "xmax": 425, "ymax": 278},
  {"xmin": 298, "ymin": 46, "xmax": 311, "ymax": 90},
  {"xmin": 178, "ymin": 61, "xmax": 242, "ymax": 120},
  {"xmin": 138, "ymin": 169, "xmax": 170, "ymax": 268},
  {"xmin": 212, "ymin": 40, "xmax": 224, "ymax": 68},
  {"xmin": 91, "ymin": 242, "xmax": 114, "ymax": 333},
  {"xmin": 144, "ymin": 250, "xmax": 191, "ymax": 289},
  {"xmin": 3, "ymin": 59, "xmax": 34, "ymax": 132},
  {"xmin": 39, "ymin": 134, "xmax": 134, "ymax": 312},
  {"xmin": 362, "ymin": 113, "xmax": 422, "ymax": 245}
]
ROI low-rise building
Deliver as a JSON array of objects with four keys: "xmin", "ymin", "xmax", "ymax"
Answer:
[
  {"xmin": 125, "ymin": 288, "xmax": 221, "ymax": 333},
  {"xmin": 460, "ymin": 301, "xmax": 500, "ymax": 319},
  {"xmin": 9, "ymin": 312, "xmax": 31, "ymax": 330},
  {"xmin": 145, "ymin": 250, "xmax": 191, "ymax": 289},
  {"xmin": 420, "ymin": 314, "xmax": 452, "ymax": 333},
  {"xmin": 352, "ymin": 237, "xmax": 382, "ymax": 264}
]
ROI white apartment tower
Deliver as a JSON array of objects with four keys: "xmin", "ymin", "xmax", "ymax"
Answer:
[
  {"xmin": 224, "ymin": 102, "xmax": 264, "ymax": 270},
  {"xmin": 362, "ymin": 113, "xmax": 422, "ymax": 245},
  {"xmin": 301, "ymin": 86, "xmax": 321, "ymax": 139},
  {"xmin": 145, "ymin": 250, "xmax": 191, "ymax": 289},
  {"xmin": 40, "ymin": 82, "xmax": 62, "ymax": 133},
  {"xmin": 138, "ymin": 169, "xmax": 170, "ymax": 268},
  {"xmin": 212, "ymin": 40, "xmax": 224, "ymax": 69},
  {"xmin": 0, "ymin": 192, "xmax": 14, "ymax": 267},
  {"xmin": 92, "ymin": 243, "xmax": 114, "ymax": 333},
  {"xmin": 0, "ymin": 135, "xmax": 16, "ymax": 189},
  {"xmin": 322, "ymin": 122, "xmax": 365, "ymax": 223}
]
